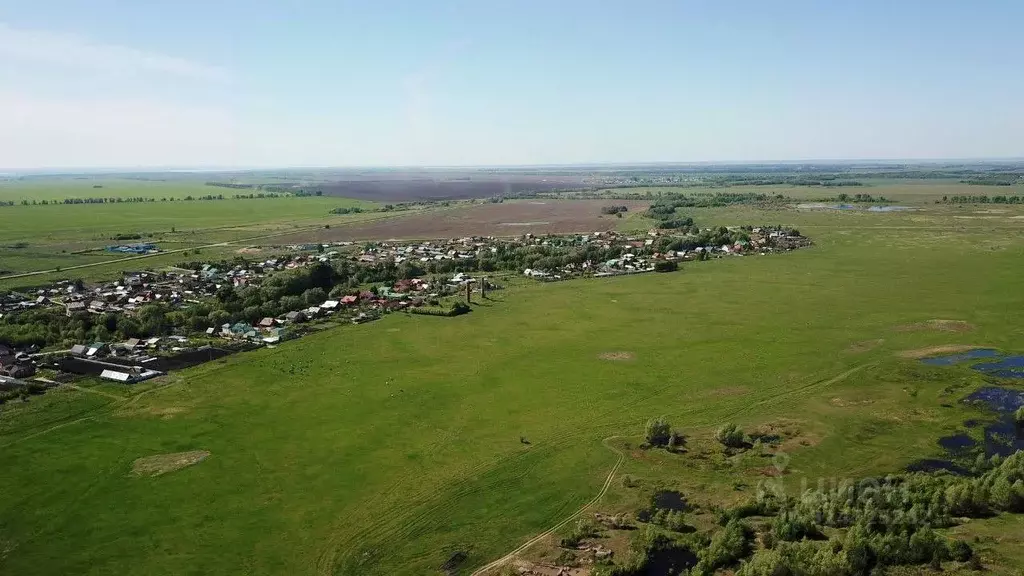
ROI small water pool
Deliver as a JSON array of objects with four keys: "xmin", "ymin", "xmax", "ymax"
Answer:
[
  {"xmin": 965, "ymin": 386, "xmax": 1024, "ymax": 412},
  {"xmin": 973, "ymin": 356, "xmax": 1024, "ymax": 379},
  {"xmin": 907, "ymin": 353, "xmax": 1024, "ymax": 472},
  {"xmin": 938, "ymin": 433, "xmax": 977, "ymax": 452},
  {"xmin": 921, "ymin": 349, "xmax": 1000, "ymax": 366},
  {"xmin": 867, "ymin": 206, "xmax": 914, "ymax": 212}
]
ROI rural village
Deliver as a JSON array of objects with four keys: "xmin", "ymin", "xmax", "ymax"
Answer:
[{"xmin": 0, "ymin": 225, "xmax": 809, "ymax": 401}]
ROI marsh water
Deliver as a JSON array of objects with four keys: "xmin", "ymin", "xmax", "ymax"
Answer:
[{"xmin": 909, "ymin": 350, "xmax": 1024, "ymax": 472}]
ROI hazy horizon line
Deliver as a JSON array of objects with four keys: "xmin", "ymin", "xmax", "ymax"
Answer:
[{"xmin": 4, "ymin": 156, "xmax": 1024, "ymax": 177}]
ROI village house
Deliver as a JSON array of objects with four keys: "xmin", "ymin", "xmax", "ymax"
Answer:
[
  {"xmin": 284, "ymin": 310, "xmax": 307, "ymax": 323},
  {"xmin": 0, "ymin": 354, "xmax": 36, "ymax": 379}
]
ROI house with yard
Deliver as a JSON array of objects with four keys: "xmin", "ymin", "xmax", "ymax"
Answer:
[
  {"xmin": 99, "ymin": 366, "xmax": 162, "ymax": 383},
  {"xmin": 86, "ymin": 342, "xmax": 108, "ymax": 357},
  {"xmin": 0, "ymin": 354, "xmax": 36, "ymax": 379},
  {"xmin": 283, "ymin": 310, "xmax": 306, "ymax": 323}
]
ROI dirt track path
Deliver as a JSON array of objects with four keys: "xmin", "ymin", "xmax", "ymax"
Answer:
[{"xmin": 469, "ymin": 436, "xmax": 625, "ymax": 576}]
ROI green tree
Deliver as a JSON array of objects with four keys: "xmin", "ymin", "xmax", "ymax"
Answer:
[
  {"xmin": 645, "ymin": 416, "xmax": 672, "ymax": 447},
  {"xmin": 303, "ymin": 287, "xmax": 326, "ymax": 306},
  {"xmin": 280, "ymin": 295, "xmax": 304, "ymax": 312}
]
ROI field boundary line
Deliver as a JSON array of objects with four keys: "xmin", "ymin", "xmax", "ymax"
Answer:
[{"xmin": 469, "ymin": 435, "xmax": 625, "ymax": 576}]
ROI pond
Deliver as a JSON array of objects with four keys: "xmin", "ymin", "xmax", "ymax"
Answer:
[
  {"xmin": 909, "ymin": 352, "xmax": 1024, "ymax": 471},
  {"xmin": 867, "ymin": 205, "xmax": 914, "ymax": 212},
  {"xmin": 972, "ymin": 356, "xmax": 1024, "ymax": 379},
  {"xmin": 920, "ymin": 348, "xmax": 1000, "ymax": 366},
  {"xmin": 965, "ymin": 387, "xmax": 1024, "ymax": 457},
  {"xmin": 795, "ymin": 203, "xmax": 914, "ymax": 212},
  {"xmin": 652, "ymin": 490, "xmax": 688, "ymax": 512}
]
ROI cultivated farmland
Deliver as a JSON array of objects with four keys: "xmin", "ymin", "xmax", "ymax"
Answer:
[{"xmin": 271, "ymin": 200, "xmax": 649, "ymax": 243}]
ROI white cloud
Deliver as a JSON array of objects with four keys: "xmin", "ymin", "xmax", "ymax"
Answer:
[
  {"xmin": 0, "ymin": 22, "xmax": 229, "ymax": 82},
  {"xmin": 0, "ymin": 92, "xmax": 244, "ymax": 169}
]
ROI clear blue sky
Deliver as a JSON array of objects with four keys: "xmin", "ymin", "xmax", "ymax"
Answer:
[{"xmin": 1, "ymin": 0, "xmax": 1022, "ymax": 169}]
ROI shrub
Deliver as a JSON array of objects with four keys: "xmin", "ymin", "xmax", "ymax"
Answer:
[
  {"xmin": 667, "ymin": 430, "xmax": 684, "ymax": 451},
  {"xmin": 698, "ymin": 519, "xmax": 751, "ymax": 572},
  {"xmin": 645, "ymin": 417, "xmax": 672, "ymax": 446},
  {"xmin": 949, "ymin": 540, "xmax": 973, "ymax": 562},
  {"xmin": 773, "ymin": 510, "xmax": 821, "ymax": 542},
  {"xmin": 653, "ymin": 260, "xmax": 678, "ymax": 273},
  {"xmin": 560, "ymin": 519, "xmax": 600, "ymax": 548},
  {"xmin": 716, "ymin": 423, "xmax": 746, "ymax": 448}
]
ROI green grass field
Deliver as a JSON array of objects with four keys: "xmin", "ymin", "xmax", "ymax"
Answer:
[
  {"xmin": 3, "ymin": 196, "xmax": 1024, "ymax": 574},
  {"xmin": 597, "ymin": 181, "xmax": 1022, "ymax": 203},
  {"xmin": 0, "ymin": 178, "xmax": 279, "ymax": 202},
  {"xmin": 0, "ymin": 180, "xmax": 396, "ymax": 286}
]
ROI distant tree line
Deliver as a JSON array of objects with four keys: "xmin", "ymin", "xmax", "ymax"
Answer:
[
  {"xmin": 941, "ymin": 194, "xmax": 1024, "ymax": 204},
  {"xmin": 330, "ymin": 203, "xmax": 409, "ymax": 215},
  {"xmin": 8, "ymin": 192, "xmax": 325, "ymax": 207},
  {"xmin": 205, "ymin": 182, "xmax": 254, "ymax": 189},
  {"xmin": 715, "ymin": 175, "xmax": 864, "ymax": 187},
  {"xmin": 834, "ymin": 193, "xmax": 890, "ymax": 203},
  {"xmin": 205, "ymin": 182, "xmax": 325, "ymax": 195},
  {"xmin": 960, "ymin": 177, "xmax": 1020, "ymax": 186}
]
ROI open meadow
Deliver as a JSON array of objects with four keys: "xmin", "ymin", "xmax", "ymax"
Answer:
[
  {"xmin": 3, "ymin": 190, "xmax": 1024, "ymax": 575},
  {"xmin": 0, "ymin": 180, "xmax": 392, "ymax": 286},
  {"xmin": 270, "ymin": 199, "xmax": 650, "ymax": 243}
]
